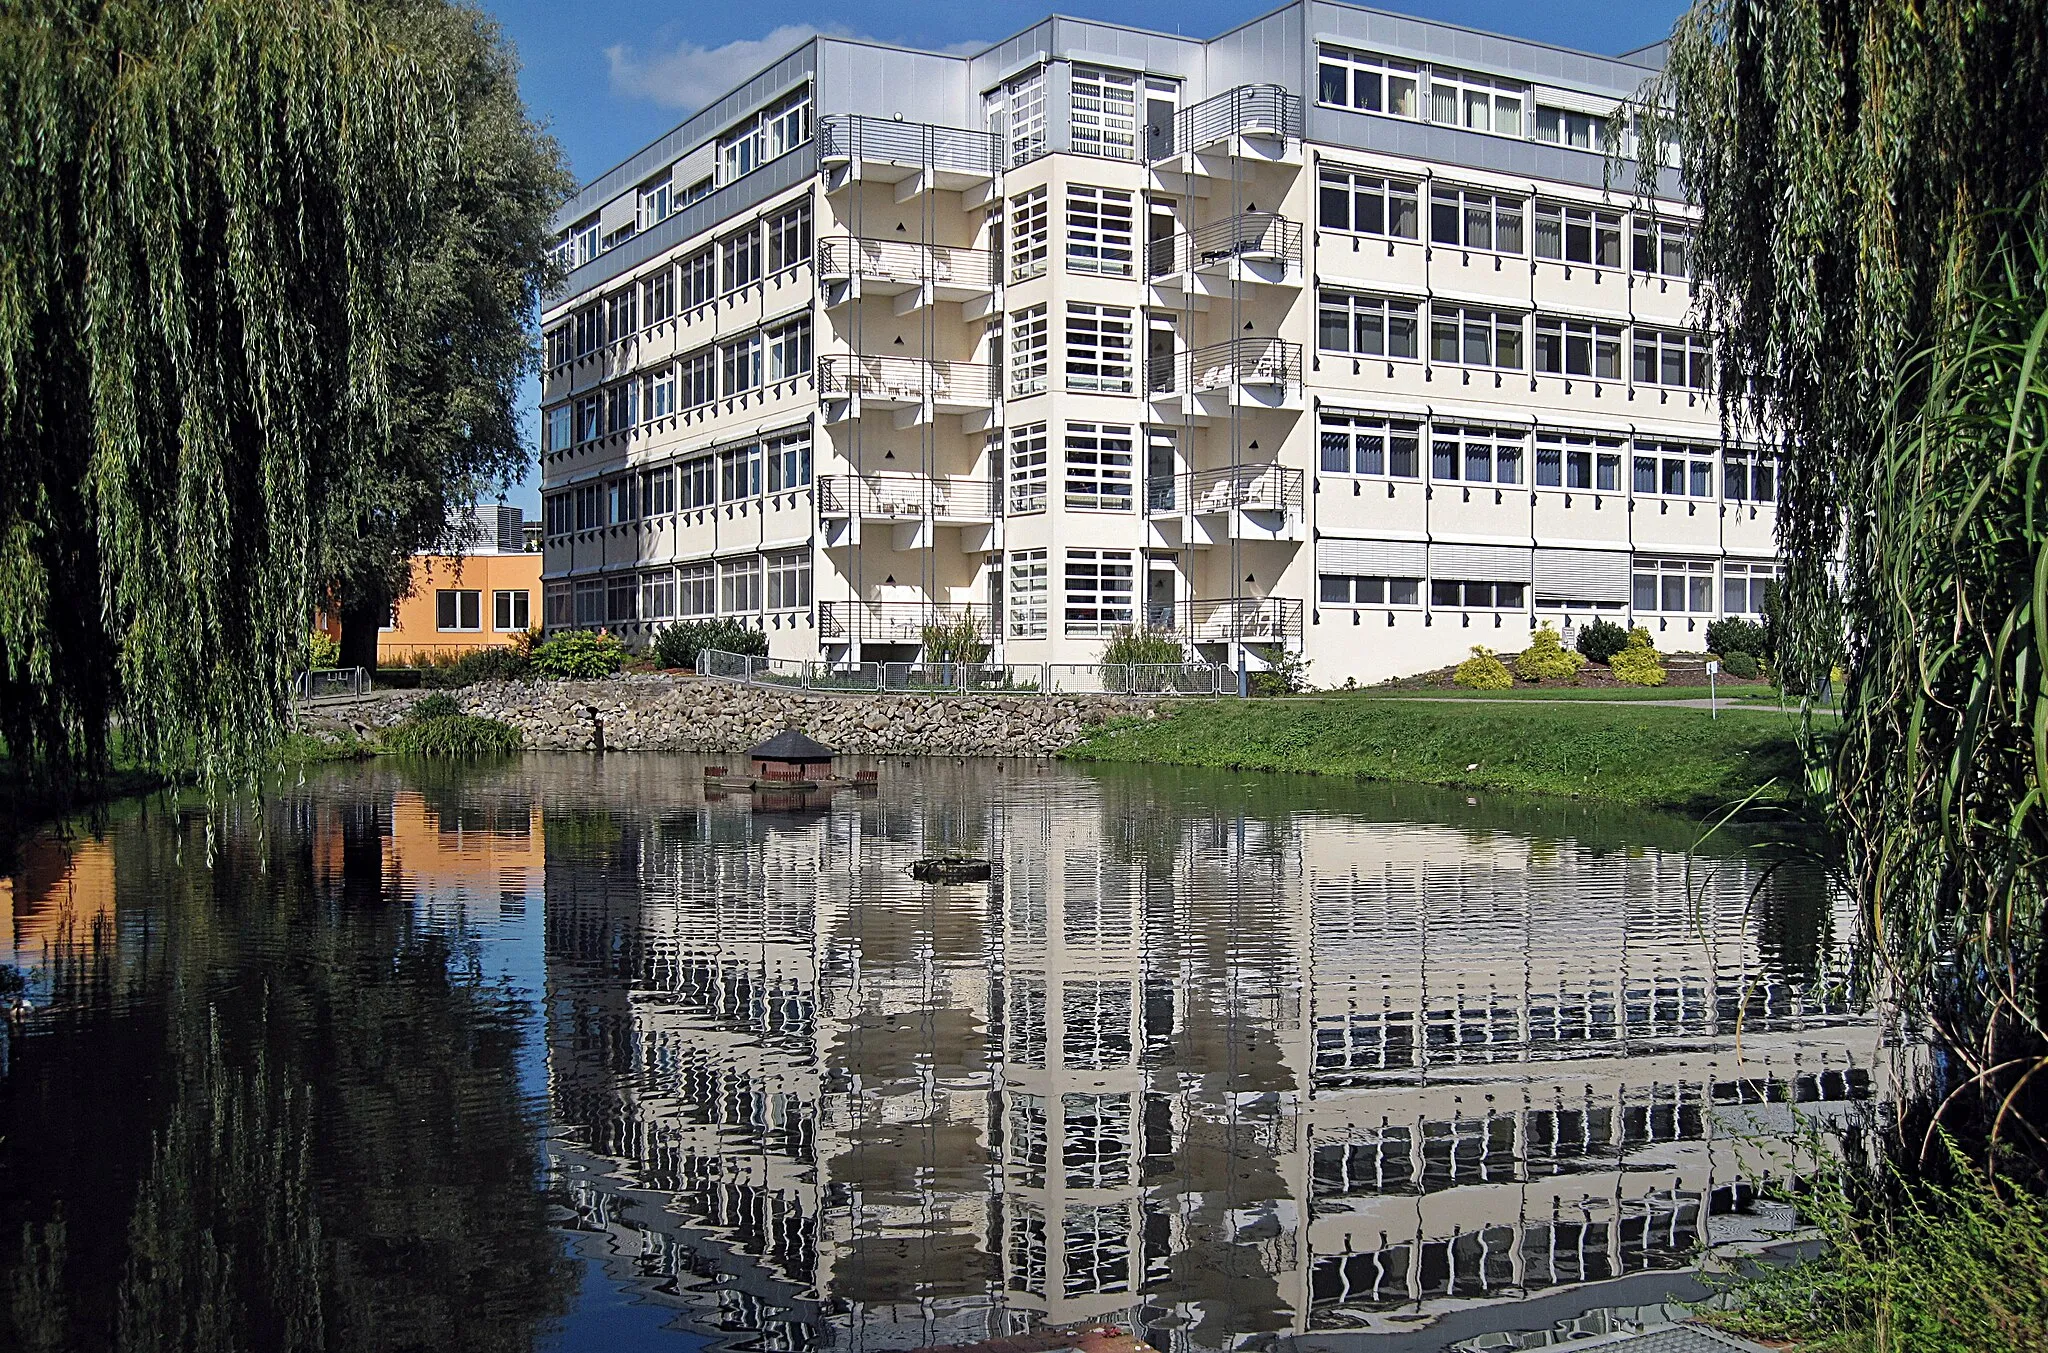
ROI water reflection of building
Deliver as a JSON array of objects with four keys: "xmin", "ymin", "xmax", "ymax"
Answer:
[
  {"xmin": 2, "ymin": 835, "xmax": 117, "ymax": 978},
  {"xmin": 538, "ymin": 765, "xmax": 1878, "ymax": 1351}
]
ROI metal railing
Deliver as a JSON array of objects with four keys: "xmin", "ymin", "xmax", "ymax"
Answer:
[
  {"xmin": 1165, "ymin": 84, "xmax": 1303, "ymax": 158},
  {"xmin": 1158, "ymin": 338, "xmax": 1303, "ymax": 398},
  {"xmin": 816, "ymin": 473, "xmax": 1000, "ymax": 521},
  {"xmin": 816, "ymin": 236, "xmax": 994, "ymax": 291},
  {"xmin": 1157, "ymin": 464, "xmax": 1306, "ymax": 519},
  {"xmin": 1146, "ymin": 597, "xmax": 1305, "ymax": 645},
  {"xmin": 294, "ymin": 667, "xmax": 372, "ymax": 701},
  {"xmin": 819, "ymin": 115, "xmax": 1000, "ymax": 177},
  {"xmin": 817, "ymin": 354, "xmax": 996, "ymax": 405},
  {"xmin": 698, "ymin": 651, "xmax": 1228, "ymax": 698},
  {"xmin": 1148, "ymin": 212, "xmax": 1302, "ymax": 278},
  {"xmin": 817, "ymin": 601, "xmax": 995, "ymax": 645},
  {"xmin": 1045, "ymin": 663, "xmax": 1233, "ymax": 695}
]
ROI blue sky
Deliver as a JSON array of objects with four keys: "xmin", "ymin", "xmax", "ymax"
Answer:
[{"xmin": 487, "ymin": 0, "xmax": 1689, "ymax": 510}]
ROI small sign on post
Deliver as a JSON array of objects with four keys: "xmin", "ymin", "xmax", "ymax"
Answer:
[{"xmin": 1706, "ymin": 659, "xmax": 1720, "ymax": 718}]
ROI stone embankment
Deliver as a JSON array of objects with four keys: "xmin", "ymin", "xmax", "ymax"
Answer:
[{"xmin": 305, "ymin": 674, "xmax": 1160, "ymax": 757}]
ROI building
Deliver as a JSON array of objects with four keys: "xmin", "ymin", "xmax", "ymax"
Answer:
[
  {"xmin": 537, "ymin": 4, "xmax": 1774, "ymax": 686},
  {"xmin": 361, "ymin": 505, "xmax": 542, "ymax": 664}
]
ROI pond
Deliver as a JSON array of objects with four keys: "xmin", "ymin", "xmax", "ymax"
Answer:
[{"xmin": 0, "ymin": 755, "xmax": 1880, "ymax": 1352}]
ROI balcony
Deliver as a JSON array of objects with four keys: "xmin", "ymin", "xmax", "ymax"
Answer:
[
  {"xmin": 816, "ymin": 473, "xmax": 999, "ymax": 524},
  {"xmin": 817, "ymin": 236, "xmax": 995, "ymax": 313},
  {"xmin": 818, "ymin": 115, "xmax": 999, "ymax": 199},
  {"xmin": 1146, "ymin": 465, "xmax": 1305, "ymax": 546},
  {"xmin": 1150, "ymin": 338, "xmax": 1303, "ymax": 414},
  {"xmin": 818, "ymin": 354, "xmax": 996, "ymax": 423},
  {"xmin": 1157, "ymin": 85, "xmax": 1303, "ymax": 168},
  {"xmin": 1148, "ymin": 212, "xmax": 1303, "ymax": 293},
  {"xmin": 1148, "ymin": 596, "xmax": 1304, "ymax": 646},
  {"xmin": 819, "ymin": 600, "xmax": 995, "ymax": 646}
]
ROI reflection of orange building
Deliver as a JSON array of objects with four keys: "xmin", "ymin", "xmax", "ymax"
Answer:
[
  {"xmin": 386, "ymin": 792, "xmax": 545, "ymax": 913},
  {"xmin": 2, "ymin": 835, "xmax": 116, "ymax": 971}
]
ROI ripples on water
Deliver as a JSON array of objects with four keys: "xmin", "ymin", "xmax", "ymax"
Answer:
[{"xmin": 0, "ymin": 756, "xmax": 1880, "ymax": 1352}]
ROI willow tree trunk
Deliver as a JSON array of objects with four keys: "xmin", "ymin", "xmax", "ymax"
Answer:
[{"xmin": 338, "ymin": 589, "xmax": 389, "ymax": 676}]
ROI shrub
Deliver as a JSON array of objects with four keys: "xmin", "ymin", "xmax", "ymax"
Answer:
[
  {"xmin": 383, "ymin": 714, "xmax": 522, "ymax": 757},
  {"xmin": 1247, "ymin": 645, "xmax": 1311, "ymax": 696},
  {"xmin": 1513, "ymin": 624, "xmax": 1587, "ymax": 682},
  {"xmin": 922, "ymin": 613, "xmax": 991, "ymax": 664},
  {"xmin": 1720, "ymin": 650, "xmax": 1761, "ymax": 679},
  {"xmin": 1454, "ymin": 646, "xmax": 1514, "ymax": 690},
  {"xmin": 417, "ymin": 644, "xmax": 530, "ymax": 688},
  {"xmin": 307, "ymin": 629, "xmax": 340, "ymax": 669},
  {"xmin": 1575, "ymin": 618, "xmax": 1630, "ymax": 665},
  {"xmin": 1705, "ymin": 617, "xmax": 1769, "ymax": 663},
  {"xmin": 410, "ymin": 692, "xmax": 462, "ymax": 720},
  {"xmin": 529, "ymin": 631, "xmax": 626, "ymax": 680},
  {"xmin": 1100, "ymin": 624, "xmax": 1187, "ymax": 669},
  {"xmin": 1609, "ymin": 628, "xmax": 1667, "ymax": 686},
  {"xmin": 651, "ymin": 619, "xmax": 766, "ymax": 671}
]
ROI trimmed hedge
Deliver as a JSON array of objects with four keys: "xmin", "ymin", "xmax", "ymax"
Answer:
[{"xmin": 1454, "ymin": 646, "xmax": 1515, "ymax": 690}]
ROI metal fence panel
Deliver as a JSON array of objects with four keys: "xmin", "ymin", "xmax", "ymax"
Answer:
[{"xmin": 295, "ymin": 667, "xmax": 370, "ymax": 701}]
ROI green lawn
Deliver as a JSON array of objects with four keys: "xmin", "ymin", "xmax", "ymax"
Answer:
[
  {"xmin": 1062, "ymin": 696, "xmax": 1814, "ymax": 814},
  {"xmin": 1350, "ymin": 684, "xmax": 1807, "ymax": 705}
]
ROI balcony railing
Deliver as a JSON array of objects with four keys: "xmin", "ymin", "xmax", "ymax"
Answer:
[
  {"xmin": 1148, "ymin": 596, "xmax": 1305, "ymax": 645},
  {"xmin": 1148, "ymin": 213, "xmax": 1302, "ymax": 279},
  {"xmin": 817, "ymin": 354, "xmax": 996, "ymax": 406},
  {"xmin": 1148, "ymin": 465, "xmax": 1305, "ymax": 518},
  {"xmin": 816, "ymin": 473, "xmax": 1000, "ymax": 521},
  {"xmin": 817, "ymin": 236, "xmax": 995, "ymax": 292},
  {"xmin": 1164, "ymin": 85, "xmax": 1303, "ymax": 159},
  {"xmin": 818, "ymin": 601, "xmax": 995, "ymax": 645},
  {"xmin": 819, "ymin": 115, "xmax": 1000, "ymax": 177},
  {"xmin": 1154, "ymin": 338, "xmax": 1303, "ymax": 399}
]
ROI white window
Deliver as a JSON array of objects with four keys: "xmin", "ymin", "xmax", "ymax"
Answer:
[
  {"xmin": 1431, "ymin": 305, "xmax": 1525, "ymax": 370},
  {"xmin": 1316, "ymin": 47, "xmax": 1420, "ymax": 117},
  {"xmin": 1070, "ymin": 65, "xmax": 1139, "ymax": 161},
  {"xmin": 1431, "ymin": 578, "xmax": 1526, "ymax": 609},
  {"xmin": 640, "ymin": 466, "xmax": 674, "ymax": 516},
  {"xmin": 1534, "ymin": 203, "xmax": 1622, "ymax": 266},
  {"xmin": 718, "ymin": 86, "xmax": 811, "ymax": 183},
  {"xmin": 1723, "ymin": 448, "xmax": 1778, "ymax": 503},
  {"xmin": 640, "ymin": 571, "xmax": 675, "ymax": 622},
  {"xmin": 604, "ymin": 380, "xmax": 639, "ymax": 434},
  {"xmin": 1066, "ymin": 186, "xmax": 1135, "ymax": 275},
  {"xmin": 637, "ymin": 173, "xmax": 674, "ymax": 231},
  {"xmin": 1634, "ymin": 442, "xmax": 1717, "ymax": 498},
  {"xmin": 1318, "ymin": 168, "xmax": 1420, "ymax": 239},
  {"xmin": 1063, "ymin": 422, "xmax": 1135, "ymax": 511},
  {"xmin": 1319, "ymin": 414, "xmax": 1421, "ymax": 477},
  {"xmin": 765, "ymin": 316, "xmax": 811, "ymax": 382},
  {"xmin": 1065, "ymin": 303, "xmax": 1134, "ymax": 393},
  {"xmin": 544, "ymin": 581, "xmax": 572, "ymax": 628},
  {"xmin": 1431, "ymin": 426, "xmax": 1525, "ymax": 484},
  {"xmin": 721, "ymin": 228, "xmax": 761, "ymax": 293},
  {"xmin": 1318, "ymin": 291, "xmax": 1420, "ymax": 359},
  {"xmin": 569, "ymin": 220, "xmax": 598, "ymax": 267},
  {"xmin": 678, "ymin": 455, "xmax": 715, "ymax": 509},
  {"xmin": 1064, "ymin": 549, "xmax": 1135, "ymax": 635},
  {"xmin": 1430, "ymin": 68, "xmax": 1524, "ymax": 135},
  {"xmin": 1534, "ymin": 316, "xmax": 1624, "ymax": 379},
  {"xmin": 1534, "ymin": 433, "xmax": 1624, "ymax": 491},
  {"xmin": 572, "ymin": 580, "xmax": 604, "ymax": 626},
  {"xmin": 679, "ymin": 349, "xmax": 715, "ymax": 408},
  {"xmin": 1537, "ymin": 106, "xmax": 1607, "ymax": 148},
  {"xmin": 544, "ymin": 404, "xmax": 572, "ymax": 453},
  {"xmin": 1319, "ymin": 575, "xmax": 1422, "ymax": 606},
  {"xmin": 607, "ymin": 574, "xmax": 637, "ymax": 623},
  {"xmin": 766, "ymin": 431, "xmax": 811, "ymax": 491},
  {"xmin": 435, "ymin": 589, "xmax": 481, "ymax": 632},
  {"xmin": 680, "ymin": 249, "xmax": 716, "ymax": 308},
  {"xmin": 719, "ymin": 557, "xmax": 762, "ymax": 614},
  {"xmin": 1010, "ymin": 548, "xmax": 1048, "ymax": 638},
  {"xmin": 607, "ymin": 475, "xmax": 638, "ymax": 523},
  {"xmin": 1634, "ymin": 217, "xmax": 1694, "ymax": 278},
  {"xmin": 602, "ymin": 288, "xmax": 636, "ymax": 345},
  {"xmin": 1010, "ymin": 1094, "xmax": 1049, "ymax": 1184},
  {"xmin": 678, "ymin": 563, "xmax": 715, "ymax": 617},
  {"xmin": 1008, "ymin": 1204, "xmax": 1048, "ymax": 1297},
  {"xmin": 542, "ymin": 493, "xmax": 570, "ymax": 539},
  {"xmin": 643, "ymin": 269, "xmax": 674, "ymax": 326},
  {"xmin": 1430, "ymin": 186, "xmax": 1525, "ymax": 253},
  {"xmin": 1010, "ymin": 305, "xmax": 1049, "ymax": 396},
  {"xmin": 1008, "ymin": 421, "xmax": 1049, "ymax": 513},
  {"xmin": 766, "ymin": 551, "xmax": 811, "ymax": 609},
  {"xmin": 766, "ymin": 201, "xmax": 811, "ymax": 272},
  {"xmin": 1722, "ymin": 561, "xmax": 1782, "ymax": 615},
  {"xmin": 722, "ymin": 333, "xmax": 763, "ymax": 395},
  {"xmin": 646, "ymin": 366, "xmax": 676, "ymax": 419},
  {"xmin": 1010, "ymin": 187, "xmax": 1049, "ymax": 280},
  {"xmin": 719, "ymin": 443, "xmax": 763, "ymax": 500},
  {"xmin": 573, "ymin": 483, "xmax": 602, "ymax": 531},
  {"xmin": 1633, "ymin": 329, "xmax": 1711, "ymax": 389},
  {"xmin": 544, "ymin": 323, "xmax": 572, "ymax": 371},
  {"xmin": 1062, "ymin": 1092, "xmax": 1133, "ymax": 1188},
  {"xmin": 1633, "ymin": 556, "xmax": 1715, "ymax": 613},
  {"xmin": 1063, "ymin": 1203, "xmax": 1131, "ymax": 1297}
]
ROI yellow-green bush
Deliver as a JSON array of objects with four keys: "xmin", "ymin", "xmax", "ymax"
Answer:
[
  {"xmin": 1513, "ymin": 624, "xmax": 1587, "ymax": 682},
  {"xmin": 1609, "ymin": 628, "xmax": 1667, "ymax": 686},
  {"xmin": 1453, "ymin": 646, "xmax": 1514, "ymax": 690}
]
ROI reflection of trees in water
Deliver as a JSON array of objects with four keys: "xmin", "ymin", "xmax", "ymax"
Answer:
[{"xmin": 0, "ymin": 795, "xmax": 573, "ymax": 1352}]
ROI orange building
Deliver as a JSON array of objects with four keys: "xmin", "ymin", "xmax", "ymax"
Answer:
[{"xmin": 317, "ymin": 505, "xmax": 543, "ymax": 664}]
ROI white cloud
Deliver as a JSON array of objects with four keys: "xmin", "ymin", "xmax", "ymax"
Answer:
[{"xmin": 606, "ymin": 25, "xmax": 987, "ymax": 112}]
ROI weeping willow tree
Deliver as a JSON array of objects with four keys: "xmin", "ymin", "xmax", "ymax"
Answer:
[
  {"xmin": 0, "ymin": 1, "xmax": 564, "ymax": 792},
  {"xmin": 1637, "ymin": 2, "xmax": 2048, "ymax": 1172}
]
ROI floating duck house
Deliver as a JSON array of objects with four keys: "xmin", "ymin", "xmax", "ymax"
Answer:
[{"xmin": 748, "ymin": 729, "xmax": 838, "ymax": 782}]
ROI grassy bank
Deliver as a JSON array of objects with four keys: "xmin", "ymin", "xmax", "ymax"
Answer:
[{"xmin": 1063, "ymin": 697, "xmax": 1810, "ymax": 814}]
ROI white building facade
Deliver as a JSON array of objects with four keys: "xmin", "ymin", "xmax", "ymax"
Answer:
[{"xmin": 537, "ymin": 3, "xmax": 1775, "ymax": 686}]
